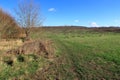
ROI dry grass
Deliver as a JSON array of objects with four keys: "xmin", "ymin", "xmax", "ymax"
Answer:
[
  {"xmin": 4, "ymin": 39, "xmax": 55, "ymax": 59},
  {"xmin": 0, "ymin": 39, "xmax": 56, "ymax": 80},
  {"xmin": 0, "ymin": 39, "xmax": 23, "ymax": 51}
]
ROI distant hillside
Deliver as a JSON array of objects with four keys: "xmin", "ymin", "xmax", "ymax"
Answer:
[{"xmin": 31, "ymin": 26, "xmax": 120, "ymax": 33}]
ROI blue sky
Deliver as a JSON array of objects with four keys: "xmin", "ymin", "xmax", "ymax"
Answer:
[{"xmin": 0, "ymin": 0, "xmax": 120, "ymax": 27}]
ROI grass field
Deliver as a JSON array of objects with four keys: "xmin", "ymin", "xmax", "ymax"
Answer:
[{"xmin": 0, "ymin": 27, "xmax": 120, "ymax": 80}]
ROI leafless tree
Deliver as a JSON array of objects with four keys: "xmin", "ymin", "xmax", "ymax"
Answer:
[{"xmin": 15, "ymin": 0, "xmax": 43, "ymax": 40}]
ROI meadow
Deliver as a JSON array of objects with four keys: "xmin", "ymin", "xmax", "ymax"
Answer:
[{"xmin": 0, "ymin": 27, "xmax": 120, "ymax": 80}]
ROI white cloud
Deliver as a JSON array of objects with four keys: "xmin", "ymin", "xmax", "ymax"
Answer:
[
  {"xmin": 74, "ymin": 20, "xmax": 80, "ymax": 23},
  {"xmin": 90, "ymin": 22, "xmax": 99, "ymax": 27},
  {"xmin": 48, "ymin": 8, "xmax": 56, "ymax": 12}
]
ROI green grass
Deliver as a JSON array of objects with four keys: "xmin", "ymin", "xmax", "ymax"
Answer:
[
  {"xmin": 0, "ymin": 29, "xmax": 120, "ymax": 79},
  {"xmin": 0, "ymin": 54, "xmax": 48, "ymax": 80},
  {"xmin": 34, "ymin": 30, "xmax": 120, "ymax": 79}
]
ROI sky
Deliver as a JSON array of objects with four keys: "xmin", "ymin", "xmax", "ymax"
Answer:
[{"xmin": 0, "ymin": 0, "xmax": 120, "ymax": 27}]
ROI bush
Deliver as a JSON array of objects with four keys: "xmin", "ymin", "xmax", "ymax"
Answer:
[
  {"xmin": 17, "ymin": 55, "xmax": 25, "ymax": 62},
  {"xmin": 3, "ymin": 57, "xmax": 13, "ymax": 66},
  {"xmin": 0, "ymin": 8, "xmax": 24, "ymax": 39}
]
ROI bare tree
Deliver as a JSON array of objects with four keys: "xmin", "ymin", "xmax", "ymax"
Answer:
[{"xmin": 15, "ymin": 0, "xmax": 43, "ymax": 40}]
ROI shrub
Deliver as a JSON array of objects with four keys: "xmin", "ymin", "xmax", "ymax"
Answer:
[
  {"xmin": 0, "ymin": 8, "xmax": 24, "ymax": 40},
  {"xmin": 17, "ymin": 55, "xmax": 25, "ymax": 62},
  {"xmin": 3, "ymin": 57, "xmax": 13, "ymax": 66}
]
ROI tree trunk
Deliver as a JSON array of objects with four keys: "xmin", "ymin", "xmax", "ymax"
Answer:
[{"xmin": 23, "ymin": 29, "xmax": 31, "ymax": 42}]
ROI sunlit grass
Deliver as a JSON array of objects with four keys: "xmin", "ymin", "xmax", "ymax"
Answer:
[
  {"xmin": 0, "ymin": 39, "xmax": 23, "ymax": 51},
  {"xmin": 0, "ymin": 54, "xmax": 48, "ymax": 79},
  {"xmin": 0, "ymin": 28, "xmax": 120, "ymax": 79},
  {"xmin": 41, "ymin": 31, "xmax": 120, "ymax": 79}
]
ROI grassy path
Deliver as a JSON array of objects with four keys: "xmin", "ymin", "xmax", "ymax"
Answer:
[{"xmin": 50, "ymin": 33, "xmax": 120, "ymax": 80}]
